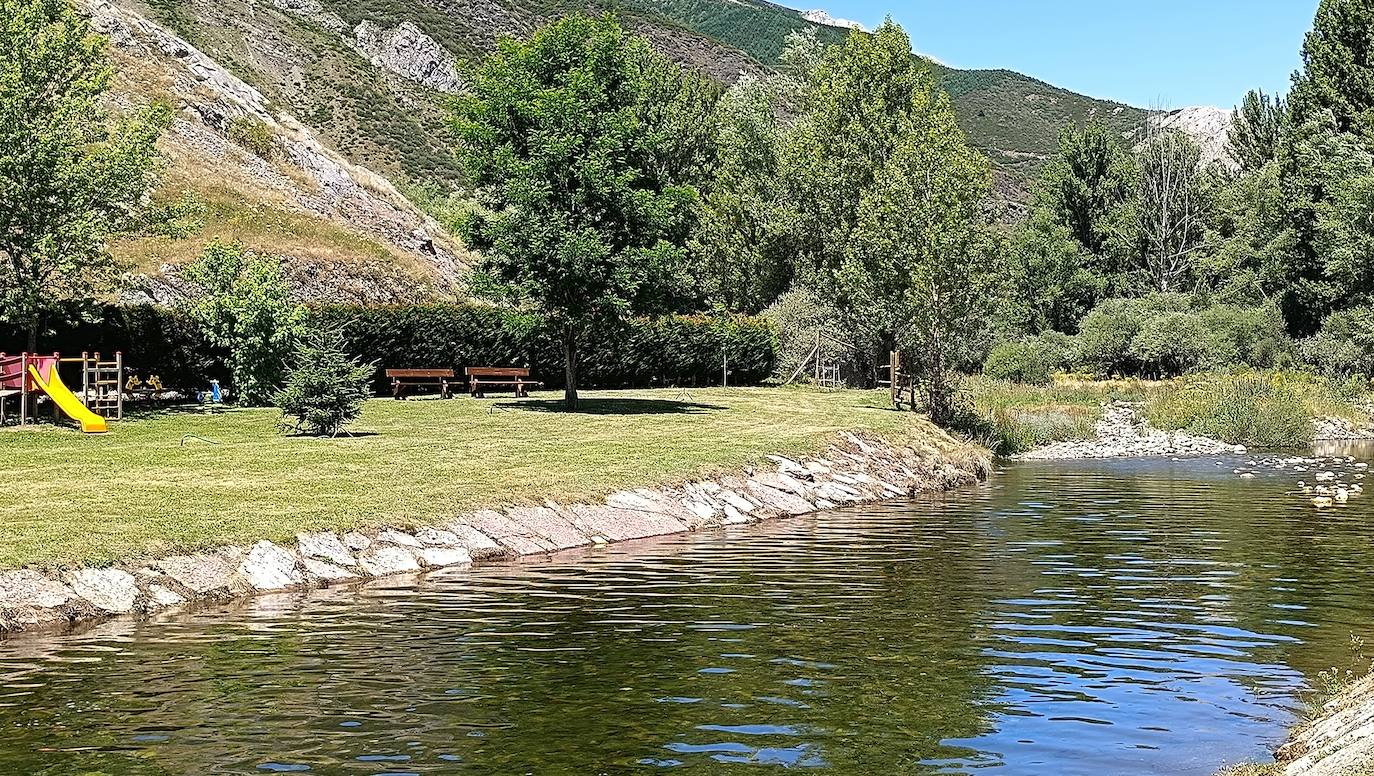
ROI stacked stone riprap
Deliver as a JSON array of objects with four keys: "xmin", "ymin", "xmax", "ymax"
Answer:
[
  {"xmin": 1016, "ymin": 402, "xmax": 1247, "ymax": 460},
  {"xmin": 0, "ymin": 433, "xmax": 989, "ymax": 635}
]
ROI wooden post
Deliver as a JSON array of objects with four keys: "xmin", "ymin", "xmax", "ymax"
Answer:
[
  {"xmin": 722, "ymin": 348, "xmax": 728, "ymax": 388},
  {"xmin": 889, "ymin": 350, "xmax": 899, "ymax": 407},
  {"xmin": 19, "ymin": 353, "xmax": 28, "ymax": 426},
  {"xmin": 116, "ymin": 351, "xmax": 124, "ymax": 420},
  {"xmin": 814, "ymin": 329, "xmax": 822, "ymax": 385}
]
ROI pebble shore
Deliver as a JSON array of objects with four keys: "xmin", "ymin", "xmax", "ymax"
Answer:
[{"xmin": 1015, "ymin": 403, "xmax": 1247, "ymax": 460}]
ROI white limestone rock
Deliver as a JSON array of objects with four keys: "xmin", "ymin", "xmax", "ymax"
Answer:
[
  {"xmin": 302, "ymin": 558, "xmax": 359, "ymax": 582},
  {"xmin": 376, "ymin": 529, "xmax": 423, "ymax": 547},
  {"xmin": 65, "ymin": 568, "xmax": 140, "ymax": 614},
  {"xmin": 417, "ymin": 547, "xmax": 472, "ymax": 568},
  {"xmin": 238, "ymin": 541, "xmax": 305, "ymax": 591},
  {"xmin": 357, "ymin": 545, "xmax": 421, "ymax": 576},
  {"xmin": 296, "ymin": 531, "xmax": 357, "ymax": 566}
]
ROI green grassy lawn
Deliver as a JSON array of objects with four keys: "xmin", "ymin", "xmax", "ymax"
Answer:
[{"xmin": 0, "ymin": 388, "xmax": 961, "ymax": 569}]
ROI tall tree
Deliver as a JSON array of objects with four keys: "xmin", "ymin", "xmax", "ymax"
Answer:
[
  {"xmin": 845, "ymin": 83, "xmax": 996, "ymax": 424},
  {"xmin": 1289, "ymin": 0, "xmax": 1374, "ymax": 139},
  {"xmin": 783, "ymin": 19, "xmax": 929, "ymax": 355},
  {"xmin": 692, "ymin": 75, "xmax": 791, "ymax": 313},
  {"xmin": 451, "ymin": 15, "xmax": 715, "ymax": 409},
  {"xmin": 1136, "ymin": 127, "xmax": 1208, "ymax": 292},
  {"xmin": 1034, "ymin": 121, "xmax": 1139, "ymax": 295},
  {"xmin": 1228, "ymin": 89, "xmax": 1288, "ymax": 172},
  {"xmin": 0, "ymin": 0, "xmax": 167, "ymax": 350}
]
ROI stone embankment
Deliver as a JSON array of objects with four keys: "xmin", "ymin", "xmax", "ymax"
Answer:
[
  {"xmin": 1017, "ymin": 402, "xmax": 1247, "ymax": 460},
  {"xmin": 1223, "ymin": 675, "xmax": 1374, "ymax": 775},
  {"xmin": 0, "ymin": 432, "xmax": 990, "ymax": 636}
]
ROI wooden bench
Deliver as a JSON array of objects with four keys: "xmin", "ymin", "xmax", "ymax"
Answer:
[
  {"xmin": 465, "ymin": 367, "xmax": 542, "ymax": 398},
  {"xmin": 386, "ymin": 368, "xmax": 454, "ymax": 399}
]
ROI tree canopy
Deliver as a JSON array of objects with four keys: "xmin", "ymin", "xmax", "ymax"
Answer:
[
  {"xmin": 451, "ymin": 13, "xmax": 716, "ymax": 409},
  {"xmin": 0, "ymin": 0, "xmax": 167, "ymax": 350}
]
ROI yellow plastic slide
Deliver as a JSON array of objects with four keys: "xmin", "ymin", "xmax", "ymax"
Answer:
[{"xmin": 28, "ymin": 364, "xmax": 108, "ymax": 433}]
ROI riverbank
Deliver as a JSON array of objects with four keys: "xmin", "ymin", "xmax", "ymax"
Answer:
[
  {"xmin": 0, "ymin": 388, "xmax": 990, "ymax": 635},
  {"xmin": 969, "ymin": 372, "xmax": 1374, "ymax": 458},
  {"xmin": 1221, "ymin": 675, "xmax": 1374, "ymax": 775}
]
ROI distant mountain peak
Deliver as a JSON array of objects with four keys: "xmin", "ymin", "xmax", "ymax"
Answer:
[
  {"xmin": 1146, "ymin": 106, "xmax": 1236, "ymax": 169},
  {"xmin": 799, "ymin": 8, "xmax": 867, "ymax": 32}
]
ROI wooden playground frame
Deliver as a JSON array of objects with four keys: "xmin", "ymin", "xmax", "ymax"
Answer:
[{"xmin": 0, "ymin": 351, "xmax": 124, "ymax": 427}]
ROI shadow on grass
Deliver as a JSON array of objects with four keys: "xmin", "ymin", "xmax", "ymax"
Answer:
[{"xmin": 497, "ymin": 398, "xmax": 725, "ymax": 415}]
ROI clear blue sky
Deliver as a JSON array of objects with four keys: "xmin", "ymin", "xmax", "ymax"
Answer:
[{"xmin": 784, "ymin": 1, "xmax": 1318, "ymax": 109}]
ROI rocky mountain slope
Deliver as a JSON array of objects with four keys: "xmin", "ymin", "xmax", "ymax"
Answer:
[
  {"xmin": 90, "ymin": 0, "xmax": 473, "ymax": 303},
  {"xmin": 94, "ymin": 0, "xmax": 1228, "ymax": 302}
]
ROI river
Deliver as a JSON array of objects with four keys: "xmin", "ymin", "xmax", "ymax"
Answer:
[{"xmin": 2, "ymin": 453, "xmax": 1372, "ymax": 775}]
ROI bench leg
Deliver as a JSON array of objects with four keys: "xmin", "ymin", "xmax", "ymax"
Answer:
[
  {"xmin": 441, "ymin": 379, "xmax": 450, "ymax": 400},
  {"xmin": 392, "ymin": 379, "xmax": 403, "ymax": 400}
]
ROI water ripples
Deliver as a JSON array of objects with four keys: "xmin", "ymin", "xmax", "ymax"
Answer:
[{"xmin": 1, "ymin": 455, "xmax": 1372, "ymax": 774}]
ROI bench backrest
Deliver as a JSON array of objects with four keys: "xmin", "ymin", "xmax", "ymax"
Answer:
[
  {"xmin": 386, "ymin": 368, "xmax": 454, "ymax": 378},
  {"xmin": 466, "ymin": 367, "xmax": 530, "ymax": 378}
]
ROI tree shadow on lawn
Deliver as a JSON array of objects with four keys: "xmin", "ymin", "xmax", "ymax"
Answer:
[{"xmin": 497, "ymin": 397, "xmax": 726, "ymax": 415}]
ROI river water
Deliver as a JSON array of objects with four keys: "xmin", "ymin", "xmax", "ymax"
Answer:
[{"xmin": 2, "ymin": 454, "xmax": 1373, "ymax": 775}]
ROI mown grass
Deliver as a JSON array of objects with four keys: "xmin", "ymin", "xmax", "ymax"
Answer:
[{"xmin": 0, "ymin": 388, "xmax": 969, "ymax": 569}]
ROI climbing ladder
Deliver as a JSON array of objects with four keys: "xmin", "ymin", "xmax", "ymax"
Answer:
[{"xmin": 81, "ymin": 352, "xmax": 124, "ymax": 420}]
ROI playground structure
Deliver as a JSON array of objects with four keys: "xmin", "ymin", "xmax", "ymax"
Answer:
[{"xmin": 0, "ymin": 352, "xmax": 123, "ymax": 433}]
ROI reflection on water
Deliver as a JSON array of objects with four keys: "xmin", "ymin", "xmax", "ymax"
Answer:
[
  {"xmin": 1312, "ymin": 437, "xmax": 1374, "ymax": 460},
  {"xmin": 2, "ymin": 455, "xmax": 1374, "ymax": 775}
]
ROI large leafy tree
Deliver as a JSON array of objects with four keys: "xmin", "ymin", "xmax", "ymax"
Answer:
[
  {"xmin": 184, "ymin": 241, "xmax": 306, "ymax": 405},
  {"xmin": 692, "ymin": 75, "xmax": 791, "ymax": 314},
  {"xmin": 1289, "ymin": 0, "xmax": 1374, "ymax": 139},
  {"xmin": 845, "ymin": 83, "xmax": 997, "ymax": 423},
  {"xmin": 0, "ymin": 0, "xmax": 167, "ymax": 351},
  {"xmin": 783, "ymin": 19, "xmax": 928, "ymax": 353},
  {"xmin": 451, "ymin": 14, "xmax": 714, "ymax": 409},
  {"xmin": 1228, "ymin": 89, "xmax": 1288, "ymax": 172}
]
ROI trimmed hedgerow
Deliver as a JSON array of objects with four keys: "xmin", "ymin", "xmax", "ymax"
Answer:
[{"xmin": 2, "ymin": 303, "xmax": 778, "ymax": 393}]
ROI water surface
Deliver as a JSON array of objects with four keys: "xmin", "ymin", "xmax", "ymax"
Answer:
[{"xmin": 3, "ymin": 455, "xmax": 1373, "ymax": 775}]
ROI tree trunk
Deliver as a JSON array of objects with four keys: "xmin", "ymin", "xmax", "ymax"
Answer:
[
  {"xmin": 26, "ymin": 320, "xmax": 38, "ymax": 353},
  {"xmin": 562, "ymin": 326, "xmax": 579, "ymax": 411}
]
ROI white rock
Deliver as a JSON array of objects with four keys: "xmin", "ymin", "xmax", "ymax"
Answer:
[
  {"xmin": 296, "ymin": 531, "xmax": 356, "ymax": 567},
  {"xmin": 376, "ymin": 529, "xmax": 423, "ymax": 547},
  {"xmin": 417, "ymin": 547, "xmax": 472, "ymax": 568},
  {"xmin": 357, "ymin": 545, "xmax": 421, "ymax": 576},
  {"xmin": 65, "ymin": 568, "xmax": 139, "ymax": 613},
  {"xmin": 413, "ymin": 527, "xmax": 460, "ymax": 546},
  {"xmin": 237, "ymin": 541, "xmax": 305, "ymax": 591},
  {"xmin": 342, "ymin": 531, "xmax": 372, "ymax": 551},
  {"xmin": 302, "ymin": 558, "xmax": 358, "ymax": 582},
  {"xmin": 147, "ymin": 584, "xmax": 185, "ymax": 607}
]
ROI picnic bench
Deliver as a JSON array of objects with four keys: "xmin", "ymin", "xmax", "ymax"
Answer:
[
  {"xmin": 386, "ymin": 368, "xmax": 454, "ymax": 399},
  {"xmin": 465, "ymin": 367, "xmax": 542, "ymax": 398}
]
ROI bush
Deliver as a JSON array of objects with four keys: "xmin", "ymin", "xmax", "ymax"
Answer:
[
  {"xmin": 1302, "ymin": 306, "xmax": 1374, "ymax": 378},
  {"xmin": 275, "ymin": 330, "xmax": 374, "ymax": 436},
  {"xmin": 1035, "ymin": 330, "xmax": 1078, "ymax": 372},
  {"xmin": 983, "ymin": 341, "xmax": 1052, "ymax": 385},
  {"xmin": 1074, "ymin": 294, "xmax": 1288, "ymax": 378},
  {"xmin": 4, "ymin": 303, "xmax": 780, "ymax": 394},
  {"xmin": 1197, "ymin": 303, "xmax": 1290, "ymax": 369},
  {"xmin": 1129, "ymin": 311, "xmax": 1208, "ymax": 377},
  {"xmin": 1074, "ymin": 296, "xmax": 1182, "ymax": 376},
  {"xmin": 226, "ymin": 117, "xmax": 276, "ymax": 159}
]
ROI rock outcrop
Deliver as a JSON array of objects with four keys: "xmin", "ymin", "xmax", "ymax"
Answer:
[
  {"xmin": 353, "ymin": 21, "xmax": 464, "ymax": 94},
  {"xmin": 0, "ymin": 432, "xmax": 990, "ymax": 636},
  {"xmin": 1145, "ymin": 106, "xmax": 1237, "ymax": 170},
  {"xmin": 85, "ymin": 0, "xmax": 467, "ymax": 300}
]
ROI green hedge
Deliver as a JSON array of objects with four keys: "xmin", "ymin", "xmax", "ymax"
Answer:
[{"xmin": 2, "ymin": 304, "xmax": 778, "ymax": 393}]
